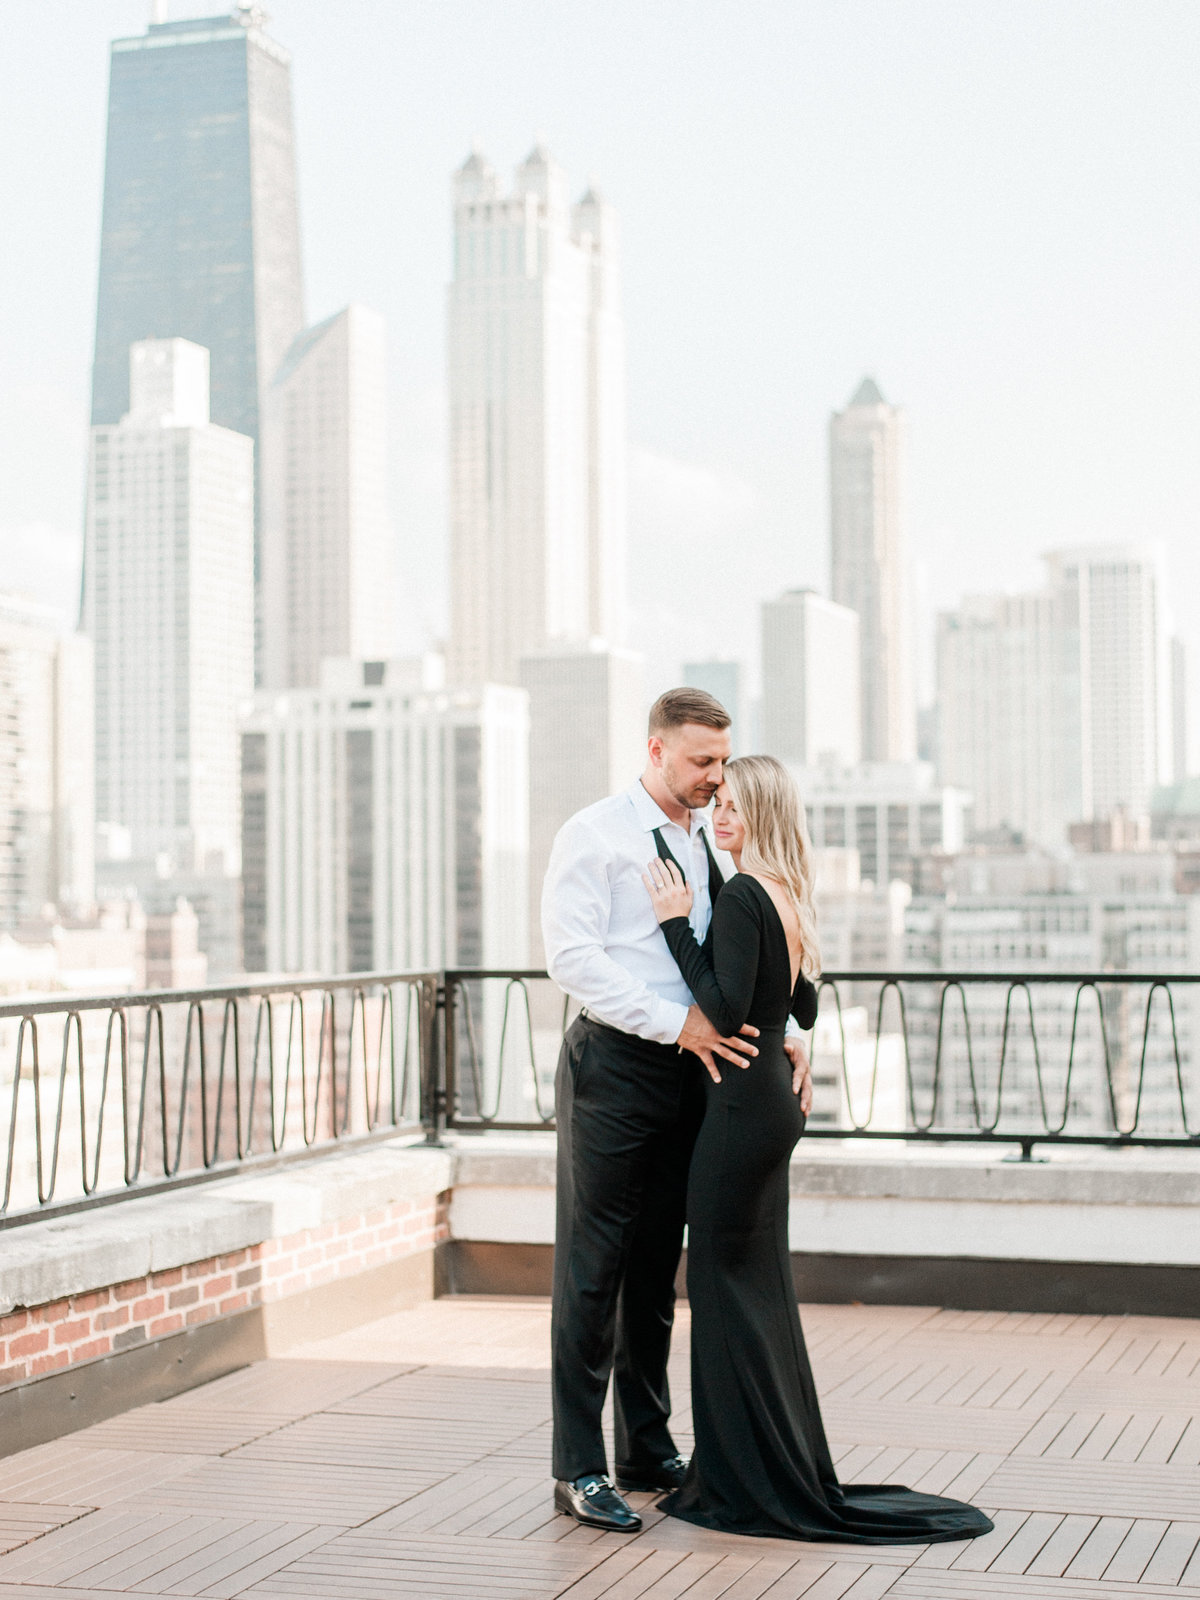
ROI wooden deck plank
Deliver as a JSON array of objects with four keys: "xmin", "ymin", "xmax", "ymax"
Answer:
[
  {"xmin": 1059, "ymin": 1372, "xmax": 1200, "ymax": 1412},
  {"xmin": 983, "ymin": 1510, "xmax": 1062, "ymax": 1572},
  {"xmin": 1137, "ymin": 1414, "xmax": 1192, "ymax": 1464},
  {"xmin": 114, "ymin": 1457, "xmax": 438, "ymax": 1524},
  {"xmin": 1104, "ymin": 1413, "xmax": 1161, "ymax": 1463},
  {"xmin": 0, "ymin": 1509, "xmax": 182, "ymax": 1586},
  {"xmin": 0, "ymin": 1443, "xmax": 207, "ymax": 1507},
  {"xmin": 0, "ymin": 1505, "xmax": 91, "ymax": 1557},
  {"xmin": 1023, "ymin": 1514, "xmax": 1098, "ymax": 1576},
  {"xmin": 1063, "ymin": 1516, "xmax": 1135, "ymax": 1579},
  {"xmin": 946, "ymin": 1510, "xmax": 1030, "ymax": 1572},
  {"xmin": 228, "ymin": 1407, "xmax": 531, "ymax": 1478},
  {"xmin": 74, "ymin": 1405, "xmax": 288, "ymax": 1456},
  {"xmin": 1103, "ymin": 1520, "xmax": 1171, "ymax": 1584},
  {"xmin": 783, "ymin": 1564, "xmax": 886, "ymax": 1600},
  {"xmin": 242, "ymin": 1531, "xmax": 601, "ymax": 1597},
  {"xmin": 823, "ymin": 1401, "xmax": 1036, "ymax": 1453},
  {"xmin": 885, "ymin": 1571, "xmax": 1200, "ymax": 1598},
  {"xmin": 7, "ymin": 1298, "xmax": 1200, "ymax": 1595},
  {"xmin": 166, "ymin": 1358, "xmax": 407, "ymax": 1414},
  {"xmin": 1142, "ymin": 1521, "xmax": 1200, "ymax": 1584},
  {"xmin": 981, "ymin": 1457, "xmax": 1200, "ymax": 1519}
]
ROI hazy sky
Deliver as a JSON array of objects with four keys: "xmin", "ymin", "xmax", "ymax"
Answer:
[{"xmin": 2, "ymin": 1, "xmax": 1198, "ymax": 710}]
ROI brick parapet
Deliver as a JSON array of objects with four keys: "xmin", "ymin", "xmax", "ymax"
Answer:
[{"xmin": 0, "ymin": 1141, "xmax": 452, "ymax": 1391}]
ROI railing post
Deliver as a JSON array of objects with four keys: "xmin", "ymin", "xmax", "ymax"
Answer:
[{"xmin": 421, "ymin": 974, "xmax": 447, "ymax": 1147}]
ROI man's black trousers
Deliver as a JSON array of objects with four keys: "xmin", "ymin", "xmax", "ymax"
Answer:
[{"xmin": 551, "ymin": 1014, "xmax": 705, "ymax": 1483}]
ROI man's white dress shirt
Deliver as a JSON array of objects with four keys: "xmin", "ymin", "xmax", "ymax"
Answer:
[
  {"xmin": 542, "ymin": 780, "xmax": 722, "ymax": 1045},
  {"xmin": 544, "ymin": 779, "xmax": 805, "ymax": 1048}
]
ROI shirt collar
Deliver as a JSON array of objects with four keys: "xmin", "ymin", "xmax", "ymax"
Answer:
[{"xmin": 626, "ymin": 779, "xmax": 712, "ymax": 840}]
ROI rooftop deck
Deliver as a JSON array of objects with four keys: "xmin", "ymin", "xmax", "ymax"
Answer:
[{"xmin": 3, "ymin": 1297, "xmax": 1200, "ymax": 1598}]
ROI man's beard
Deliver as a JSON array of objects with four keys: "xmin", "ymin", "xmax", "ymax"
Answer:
[{"xmin": 661, "ymin": 758, "xmax": 717, "ymax": 812}]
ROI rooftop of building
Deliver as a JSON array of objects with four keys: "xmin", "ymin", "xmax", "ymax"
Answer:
[
  {"xmin": 849, "ymin": 375, "xmax": 887, "ymax": 407},
  {"xmin": 4, "ymin": 1293, "xmax": 1200, "ymax": 1595}
]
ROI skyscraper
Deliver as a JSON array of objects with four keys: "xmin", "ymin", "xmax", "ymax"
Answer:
[
  {"xmin": 760, "ymin": 590, "xmax": 860, "ymax": 768},
  {"xmin": 85, "ymin": 339, "xmax": 254, "ymax": 875},
  {"xmin": 241, "ymin": 663, "xmax": 529, "ymax": 974},
  {"xmin": 0, "ymin": 597, "xmax": 94, "ymax": 929},
  {"xmin": 829, "ymin": 378, "xmax": 916, "ymax": 762},
  {"xmin": 937, "ymin": 544, "xmax": 1171, "ymax": 843},
  {"xmin": 1047, "ymin": 544, "xmax": 1171, "ymax": 820},
  {"xmin": 937, "ymin": 588, "xmax": 1081, "ymax": 847},
  {"xmin": 260, "ymin": 305, "xmax": 393, "ymax": 689},
  {"xmin": 519, "ymin": 642, "xmax": 644, "ymax": 962},
  {"xmin": 447, "ymin": 145, "xmax": 626, "ymax": 685},
  {"xmin": 90, "ymin": 5, "xmax": 304, "ymax": 665}
]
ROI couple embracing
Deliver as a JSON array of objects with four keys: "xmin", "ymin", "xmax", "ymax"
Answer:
[{"xmin": 543, "ymin": 686, "xmax": 992, "ymax": 1544}]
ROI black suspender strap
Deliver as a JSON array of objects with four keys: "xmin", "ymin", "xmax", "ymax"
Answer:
[{"xmin": 651, "ymin": 826, "xmax": 725, "ymax": 906}]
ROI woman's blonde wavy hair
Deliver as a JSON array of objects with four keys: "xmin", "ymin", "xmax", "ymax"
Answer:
[{"xmin": 722, "ymin": 755, "xmax": 821, "ymax": 982}]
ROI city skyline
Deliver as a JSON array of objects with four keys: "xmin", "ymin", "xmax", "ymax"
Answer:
[{"xmin": 3, "ymin": 1, "xmax": 1197, "ymax": 729}]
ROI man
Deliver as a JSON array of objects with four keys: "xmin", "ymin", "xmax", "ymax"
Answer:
[{"xmin": 543, "ymin": 687, "xmax": 814, "ymax": 1531}]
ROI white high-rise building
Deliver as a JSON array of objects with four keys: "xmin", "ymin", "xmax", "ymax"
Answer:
[
  {"xmin": 0, "ymin": 596, "xmax": 95, "ymax": 929},
  {"xmin": 84, "ymin": 338, "xmax": 254, "ymax": 874},
  {"xmin": 938, "ymin": 544, "xmax": 1170, "ymax": 845},
  {"xmin": 519, "ymin": 642, "xmax": 644, "ymax": 962},
  {"xmin": 261, "ymin": 305, "xmax": 393, "ymax": 690},
  {"xmin": 241, "ymin": 662, "xmax": 529, "ymax": 975},
  {"xmin": 829, "ymin": 378, "xmax": 916, "ymax": 762},
  {"xmin": 1047, "ymin": 544, "xmax": 1171, "ymax": 820},
  {"xmin": 937, "ymin": 587, "xmax": 1081, "ymax": 848},
  {"xmin": 761, "ymin": 590, "xmax": 860, "ymax": 768},
  {"xmin": 1170, "ymin": 636, "xmax": 1189, "ymax": 784},
  {"xmin": 447, "ymin": 144, "xmax": 626, "ymax": 685},
  {"xmin": 795, "ymin": 760, "xmax": 969, "ymax": 889}
]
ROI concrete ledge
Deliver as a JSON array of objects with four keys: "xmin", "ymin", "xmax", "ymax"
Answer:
[
  {"xmin": 2, "ymin": 1140, "xmax": 452, "ymax": 1314},
  {"xmin": 787, "ymin": 1144, "xmax": 1200, "ymax": 1206},
  {"xmin": 446, "ymin": 1135, "xmax": 1200, "ymax": 1206},
  {"xmin": 442, "ymin": 1137, "xmax": 1200, "ymax": 1315},
  {"xmin": 446, "ymin": 1138, "xmax": 1200, "ymax": 1273}
]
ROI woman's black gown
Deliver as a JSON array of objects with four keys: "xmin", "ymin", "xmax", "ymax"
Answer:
[{"xmin": 657, "ymin": 875, "xmax": 993, "ymax": 1544}]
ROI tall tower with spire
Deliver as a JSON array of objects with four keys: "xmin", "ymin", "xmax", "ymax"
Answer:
[
  {"xmin": 829, "ymin": 377, "xmax": 916, "ymax": 763},
  {"xmin": 446, "ymin": 143, "xmax": 626, "ymax": 685}
]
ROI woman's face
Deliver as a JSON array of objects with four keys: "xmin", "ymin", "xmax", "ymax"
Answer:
[{"xmin": 711, "ymin": 783, "xmax": 746, "ymax": 857}]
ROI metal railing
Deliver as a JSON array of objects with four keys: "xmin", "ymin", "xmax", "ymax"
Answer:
[
  {"xmin": 435, "ymin": 968, "xmax": 1200, "ymax": 1163},
  {"xmin": 0, "ymin": 971, "xmax": 438, "ymax": 1229},
  {"xmin": 3, "ymin": 966, "xmax": 1199, "ymax": 1227}
]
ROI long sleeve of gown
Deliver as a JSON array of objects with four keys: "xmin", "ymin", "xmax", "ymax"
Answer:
[
  {"xmin": 659, "ymin": 883, "xmax": 762, "ymax": 1037},
  {"xmin": 661, "ymin": 880, "xmax": 821, "ymax": 1036},
  {"xmin": 791, "ymin": 975, "xmax": 819, "ymax": 1030}
]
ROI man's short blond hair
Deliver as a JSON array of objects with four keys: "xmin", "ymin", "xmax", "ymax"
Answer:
[{"xmin": 648, "ymin": 687, "xmax": 731, "ymax": 736}]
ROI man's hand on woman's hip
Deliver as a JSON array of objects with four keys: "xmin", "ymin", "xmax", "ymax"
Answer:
[
  {"xmin": 783, "ymin": 1037, "xmax": 814, "ymax": 1115},
  {"xmin": 677, "ymin": 1004, "xmax": 759, "ymax": 1085}
]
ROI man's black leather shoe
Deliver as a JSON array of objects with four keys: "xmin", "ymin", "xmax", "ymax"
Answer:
[
  {"xmin": 616, "ymin": 1454, "xmax": 689, "ymax": 1493},
  {"xmin": 553, "ymin": 1473, "xmax": 642, "ymax": 1531}
]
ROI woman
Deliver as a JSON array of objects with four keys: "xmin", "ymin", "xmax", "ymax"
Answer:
[{"xmin": 642, "ymin": 755, "xmax": 992, "ymax": 1544}]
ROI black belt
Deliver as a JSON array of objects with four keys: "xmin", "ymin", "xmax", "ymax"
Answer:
[{"xmin": 577, "ymin": 1010, "xmax": 683, "ymax": 1060}]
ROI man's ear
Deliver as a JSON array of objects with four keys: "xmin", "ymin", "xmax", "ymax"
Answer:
[{"xmin": 647, "ymin": 735, "xmax": 664, "ymax": 768}]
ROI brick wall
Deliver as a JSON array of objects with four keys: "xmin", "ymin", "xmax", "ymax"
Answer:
[{"xmin": 0, "ymin": 1189, "xmax": 449, "ymax": 1389}]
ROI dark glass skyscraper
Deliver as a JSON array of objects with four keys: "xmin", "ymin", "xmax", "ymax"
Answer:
[{"xmin": 91, "ymin": 5, "xmax": 304, "ymax": 463}]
